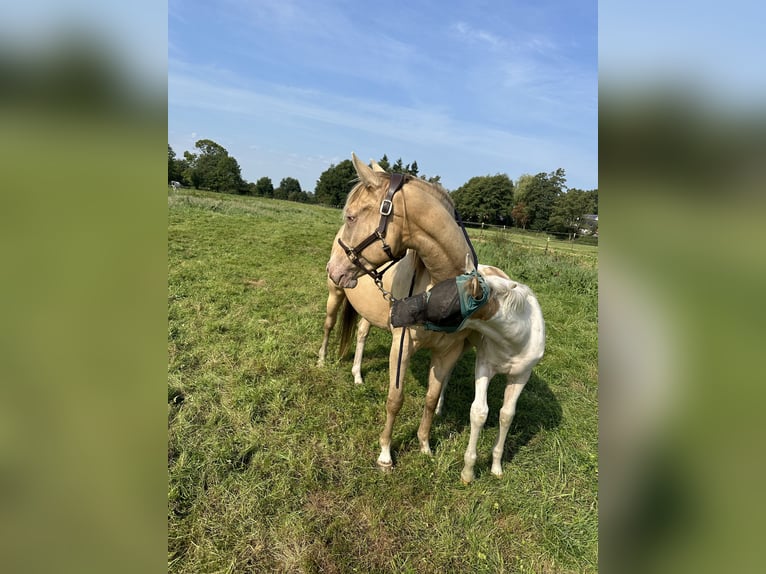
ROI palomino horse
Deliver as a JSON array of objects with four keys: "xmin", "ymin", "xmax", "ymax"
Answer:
[{"xmin": 326, "ymin": 154, "xmax": 545, "ymax": 482}]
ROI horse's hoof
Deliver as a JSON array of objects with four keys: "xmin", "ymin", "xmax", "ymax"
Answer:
[{"xmin": 376, "ymin": 460, "xmax": 394, "ymax": 473}]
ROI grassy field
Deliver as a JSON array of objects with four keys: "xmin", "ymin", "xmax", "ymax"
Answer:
[
  {"xmin": 168, "ymin": 188, "xmax": 598, "ymax": 573},
  {"xmin": 467, "ymin": 225, "xmax": 599, "ymax": 263}
]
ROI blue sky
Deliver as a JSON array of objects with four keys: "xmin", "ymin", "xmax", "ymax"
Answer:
[{"xmin": 169, "ymin": 0, "xmax": 597, "ymax": 192}]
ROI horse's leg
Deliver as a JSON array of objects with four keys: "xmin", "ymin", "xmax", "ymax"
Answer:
[
  {"xmin": 460, "ymin": 363, "xmax": 494, "ymax": 484},
  {"xmin": 417, "ymin": 340, "xmax": 464, "ymax": 455},
  {"xmin": 377, "ymin": 327, "xmax": 413, "ymax": 469},
  {"xmin": 434, "ymin": 371, "xmax": 450, "ymax": 417},
  {"xmin": 351, "ymin": 317, "xmax": 370, "ymax": 385},
  {"xmin": 490, "ymin": 370, "xmax": 531, "ymax": 477},
  {"xmin": 318, "ymin": 285, "xmax": 344, "ymax": 366}
]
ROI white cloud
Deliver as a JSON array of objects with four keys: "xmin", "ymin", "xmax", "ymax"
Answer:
[
  {"xmin": 451, "ymin": 21, "xmax": 505, "ymax": 50},
  {"xmin": 168, "ymin": 67, "xmax": 596, "ymax": 189}
]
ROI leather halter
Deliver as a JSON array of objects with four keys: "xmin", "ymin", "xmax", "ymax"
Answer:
[{"xmin": 337, "ymin": 173, "xmax": 407, "ymax": 293}]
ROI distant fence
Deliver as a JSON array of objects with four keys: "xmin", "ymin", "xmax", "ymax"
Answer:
[
  {"xmin": 461, "ymin": 220, "xmax": 598, "ymax": 242},
  {"xmin": 459, "ymin": 220, "xmax": 598, "ymax": 261}
]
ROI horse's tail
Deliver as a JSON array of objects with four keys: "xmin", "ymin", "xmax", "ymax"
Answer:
[{"xmin": 338, "ymin": 298, "xmax": 358, "ymax": 358}]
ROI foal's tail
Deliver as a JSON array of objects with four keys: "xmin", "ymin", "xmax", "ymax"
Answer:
[{"xmin": 338, "ymin": 298, "xmax": 359, "ymax": 358}]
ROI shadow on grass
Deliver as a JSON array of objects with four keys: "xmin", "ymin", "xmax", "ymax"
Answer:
[
  {"xmin": 409, "ymin": 349, "xmax": 562, "ymax": 464},
  {"xmin": 340, "ymin": 341, "xmax": 562, "ymax": 467}
]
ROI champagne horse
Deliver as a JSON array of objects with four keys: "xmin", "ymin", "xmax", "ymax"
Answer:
[{"xmin": 326, "ymin": 155, "xmax": 545, "ymax": 482}]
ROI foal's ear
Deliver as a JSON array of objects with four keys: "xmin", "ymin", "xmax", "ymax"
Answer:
[
  {"xmin": 370, "ymin": 159, "xmax": 386, "ymax": 173},
  {"xmin": 352, "ymin": 152, "xmax": 378, "ymax": 187},
  {"xmin": 464, "ymin": 253, "xmax": 476, "ymax": 274}
]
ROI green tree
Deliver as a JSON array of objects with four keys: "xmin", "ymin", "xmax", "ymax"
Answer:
[
  {"xmin": 182, "ymin": 150, "xmax": 201, "ymax": 189},
  {"xmin": 275, "ymin": 177, "xmax": 301, "ymax": 200},
  {"xmin": 168, "ymin": 145, "xmax": 178, "ymax": 183},
  {"xmin": 288, "ymin": 190, "xmax": 311, "ymax": 203},
  {"xmin": 548, "ymin": 188, "xmax": 597, "ymax": 240},
  {"xmin": 585, "ymin": 188, "xmax": 598, "ymax": 215},
  {"xmin": 514, "ymin": 169, "xmax": 566, "ymax": 231},
  {"xmin": 168, "ymin": 145, "xmax": 190, "ymax": 185},
  {"xmin": 253, "ymin": 176, "xmax": 274, "ymax": 198},
  {"xmin": 451, "ymin": 174, "xmax": 514, "ymax": 225},
  {"xmin": 314, "ymin": 159, "xmax": 356, "ymax": 206},
  {"xmin": 377, "ymin": 154, "xmax": 391, "ymax": 171},
  {"xmin": 186, "ymin": 139, "xmax": 246, "ymax": 193},
  {"xmin": 511, "ymin": 202, "xmax": 530, "ymax": 229}
]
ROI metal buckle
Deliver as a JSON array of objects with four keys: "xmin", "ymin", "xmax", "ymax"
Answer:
[{"xmin": 379, "ymin": 199, "xmax": 393, "ymax": 216}]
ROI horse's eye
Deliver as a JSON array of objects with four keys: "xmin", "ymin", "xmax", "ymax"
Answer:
[{"xmin": 345, "ymin": 214, "xmax": 357, "ymax": 224}]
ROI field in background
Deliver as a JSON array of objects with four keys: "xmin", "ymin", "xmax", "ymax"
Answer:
[
  {"xmin": 168, "ymin": 188, "xmax": 598, "ymax": 573},
  {"xmin": 466, "ymin": 223, "xmax": 599, "ymax": 262}
]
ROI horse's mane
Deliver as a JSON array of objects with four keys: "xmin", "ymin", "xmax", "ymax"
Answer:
[{"xmin": 346, "ymin": 173, "xmax": 455, "ymax": 214}]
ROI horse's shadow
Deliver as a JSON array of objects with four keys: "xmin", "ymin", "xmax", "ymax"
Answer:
[
  {"xmin": 352, "ymin": 342, "xmax": 562, "ymax": 465},
  {"xmin": 409, "ymin": 348, "xmax": 562, "ymax": 464}
]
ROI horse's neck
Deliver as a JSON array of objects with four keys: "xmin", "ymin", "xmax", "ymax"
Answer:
[{"xmin": 404, "ymin": 194, "xmax": 470, "ymax": 283}]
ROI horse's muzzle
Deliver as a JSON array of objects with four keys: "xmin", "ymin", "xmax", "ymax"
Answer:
[{"xmin": 327, "ymin": 264, "xmax": 358, "ymax": 289}]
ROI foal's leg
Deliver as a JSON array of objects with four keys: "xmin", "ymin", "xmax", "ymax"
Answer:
[
  {"xmin": 418, "ymin": 340, "xmax": 464, "ymax": 455},
  {"xmin": 461, "ymin": 364, "xmax": 494, "ymax": 484},
  {"xmin": 318, "ymin": 285, "xmax": 344, "ymax": 366},
  {"xmin": 351, "ymin": 317, "xmax": 371, "ymax": 385},
  {"xmin": 378, "ymin": 327, "xmax": 414, "ymax": 469},
  {"xmin": 491, "ymin": 370, "xmax": 531, "ymax": 477}
]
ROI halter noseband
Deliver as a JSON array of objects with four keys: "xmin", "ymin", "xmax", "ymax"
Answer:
[{"xmin": 337, "ymin": 173, "xmax": 407, "ymax": 295}]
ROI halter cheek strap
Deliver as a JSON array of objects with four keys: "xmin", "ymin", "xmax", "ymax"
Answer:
[{"xmin": 337, "ymin": 173, "xmax": 407, "ymax": 292}]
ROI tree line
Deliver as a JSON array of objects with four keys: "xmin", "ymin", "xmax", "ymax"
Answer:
[{"xmin": 169, "ymin": 139, "xmax": 597, "ymax": 238}]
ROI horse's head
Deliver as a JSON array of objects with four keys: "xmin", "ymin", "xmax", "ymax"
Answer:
[{"xmin": 326, "ymin": 153, "xmax": 409, "ymax": 289}]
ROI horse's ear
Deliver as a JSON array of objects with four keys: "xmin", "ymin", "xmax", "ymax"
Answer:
[
  {"xmin": 464, "ymin": 253, "xmax": 476, "ymax": 274},
  {"xmin": 352, "ymin": 152, "xmax": 377, "ymax": 187},
  {"xmin": 370, "ymin": 159, "xmax": 386, "ymax": 173}
]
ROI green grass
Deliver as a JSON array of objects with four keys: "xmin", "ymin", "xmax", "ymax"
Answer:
[{"xmin": 168, "ymin": 188, "xmax": 598, "ymax": 573}]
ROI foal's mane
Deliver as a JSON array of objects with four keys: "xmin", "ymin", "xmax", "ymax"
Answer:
[{"xmin": 346, "ymin": 173, "xmax": 455, "ymax": 213}]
